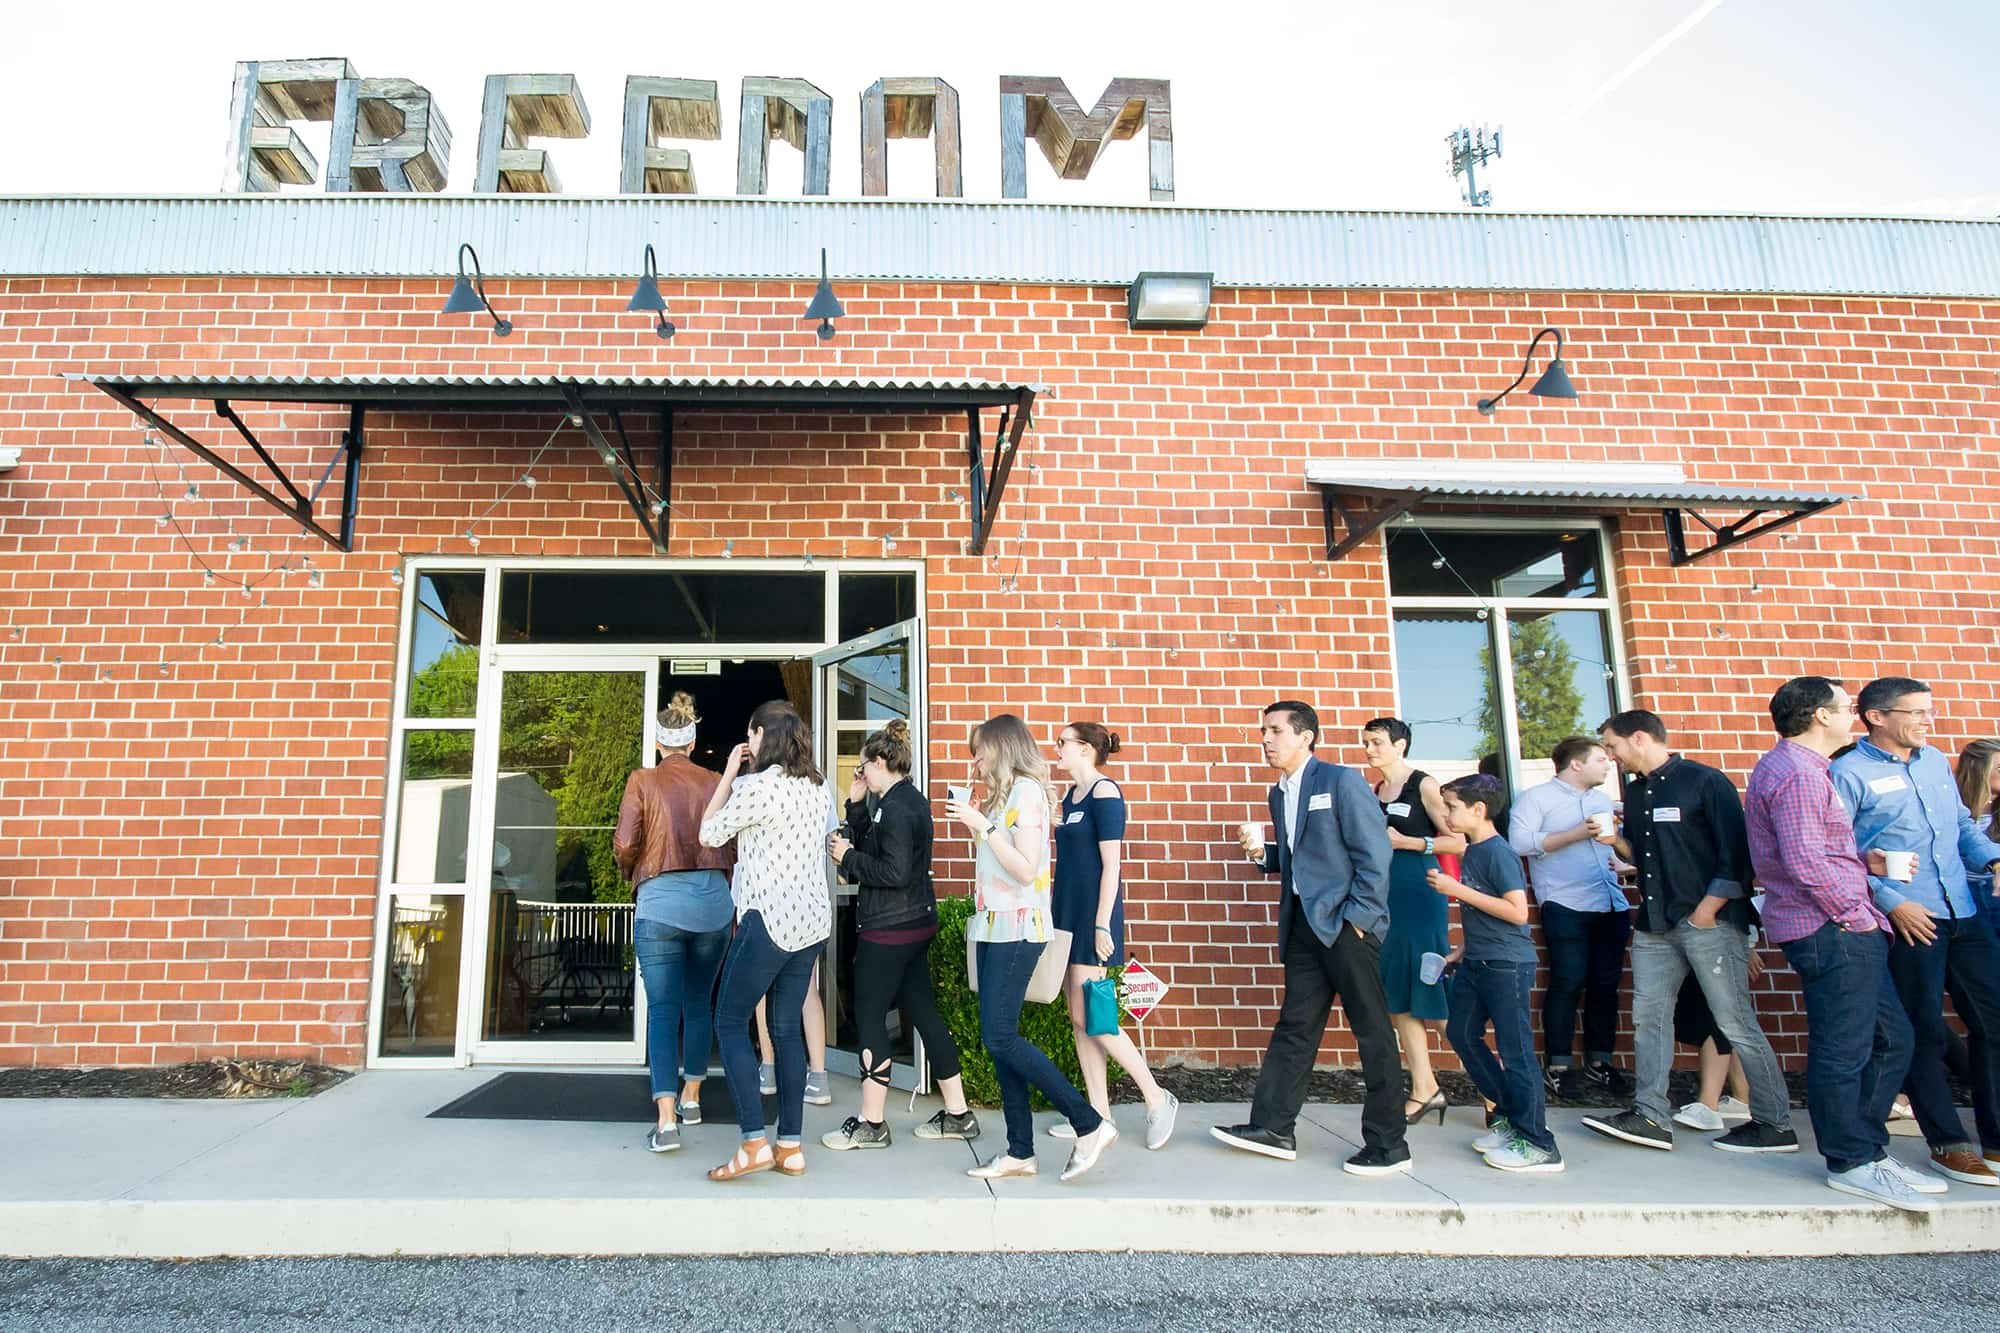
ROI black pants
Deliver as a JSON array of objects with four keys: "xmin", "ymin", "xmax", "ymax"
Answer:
[
  {"xmin": 853, "ymin": 933, "xmax": 962, "ymax": 1083},
  {"xmin": 1249, "ymin": 922, "xmax": 1407, "ymax": 1153},
  {"xmin": 1540, "ymin": 901, "xmax": 1631, "ymax": 1068}
]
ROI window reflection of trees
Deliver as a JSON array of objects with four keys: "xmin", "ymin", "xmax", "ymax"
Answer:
[{"xmin": 497, "ymin": 672, "xmax": 645, "ymax": 905}]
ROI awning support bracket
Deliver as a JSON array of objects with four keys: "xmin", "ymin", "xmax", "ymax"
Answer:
[
  {"xmin": 88, "ymin": 383, "xmax": 357, "ymax": 551},
  {"xmin": 1319, "ymin": 486, "xmax": 1422, "ymax": 561},
  {"xmin": 1662, "ymin": 499, "xmax": 1838, "ymax": 566},
  {"xmin": 563, "ymin": 388, "xmax": 667, "ymax": 554},
  {"xmin": 967, "ymin": 388, "xmax": 1035, "ymax": 556}
]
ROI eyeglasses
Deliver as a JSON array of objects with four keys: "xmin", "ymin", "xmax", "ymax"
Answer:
[
  {"xmin": 1881, "ymin": 707, "xmax": 1938, "ymax": 721},
  {"xmin": 1057, "ymin": 736, "xmax": 1084, "ymax": 748}
]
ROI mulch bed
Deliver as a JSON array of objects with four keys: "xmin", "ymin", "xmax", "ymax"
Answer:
[{"xmin": 0, "ymin": 1059, "xmax": 351, "ymax": 1100}]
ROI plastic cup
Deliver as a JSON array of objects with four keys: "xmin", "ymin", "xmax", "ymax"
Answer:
[
  {"xmin": 1882, "ymin": 850, "xmax": 1918, "ymax": 883},
  {"xmin": 1588, "ymin": 812, "xmax": 1616, "ymax": 839},
  {"xmin": 1419, "ymin": 952, "xmax": 1447, "ymax": 986},
  {"xmin": 1238, "ymin": 822, "xmax": 1267, "ymax": 854}
]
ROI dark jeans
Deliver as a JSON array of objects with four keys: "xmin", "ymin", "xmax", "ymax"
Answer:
[
  {"xmin": 855, "ymin": 933, "xmax": 961, "ymax": 1084},
  {"xmin": 1249, "ymin": 922, "xmax": 1407, "ymax": 1153},
  {"xmin": 1446, "ymin": 958, "xmax": 1553, "ymax": 1152},
  {"xmin": 634, "ymin": 919, "xmax": 729, "ymax": 1101},
  {"xmin": 714, "ymin": 911, "xmax": 823, "ymax": 1143},
  {"xmin": 1539, "ymin": 901, "xmax": 1631, "ymax": 1068},
  {"xmin": 1888, "ymin": 912, "xmax": 2000, "ymax": 1151},
  {"xmin": 976, "ymin": 939, "xmax": 1102, "ymax": 1159},
  {"xmin": 1781, "ymin": 922, "xmax": 1914, "ymax": 1174}
]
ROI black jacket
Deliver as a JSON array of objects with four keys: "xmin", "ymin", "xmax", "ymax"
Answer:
[
  {"xmin": 839, "ymin": 781, "xmax": 938, "ymax": 933},
  {"xmin": 1622, "ymin": 755, "xmax": 1754, "ymax": 932}
]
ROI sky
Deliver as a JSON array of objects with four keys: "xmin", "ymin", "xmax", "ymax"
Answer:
[{"xmin": 0, "ymin": 0, "xmax": 1994, "ymax": 215}]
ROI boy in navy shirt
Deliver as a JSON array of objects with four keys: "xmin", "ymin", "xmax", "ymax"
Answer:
[{"xmin": 1430, "ymin": 773, "xmax": 1563, "ymax": 1173}]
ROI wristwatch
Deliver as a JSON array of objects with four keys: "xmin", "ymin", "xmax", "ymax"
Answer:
[
  {"xmin": 977, "ymin": 826, "xmax": 993, "ymax": 843},
  {"xmin": 1423, "ymin": 836, "xmax": 1435, "ymax": 856}
]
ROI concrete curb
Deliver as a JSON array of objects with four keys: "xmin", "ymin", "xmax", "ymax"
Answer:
[{"xmin": 4, "ymin": 1196, "xmax": 1995, "ymax": 1259}]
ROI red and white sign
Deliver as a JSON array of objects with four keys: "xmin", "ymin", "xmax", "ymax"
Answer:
[{"xmin": 1120, "ymin": 958, "xmax": 1170, "ymax": 1022}]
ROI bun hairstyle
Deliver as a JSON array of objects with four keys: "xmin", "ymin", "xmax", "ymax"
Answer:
[
  {"xmin": 861, "ymin": 718, "xmax": 914, "ymax": 776},
  {"xmin": 656, "ymin": 691, "xmax": 700, "ymax": 750},
  {"xmin": 1069, "ymin": 721, "xmax": 1122, "ymax": 767}
]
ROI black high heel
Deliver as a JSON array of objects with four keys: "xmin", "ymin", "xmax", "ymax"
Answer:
[{"xmin": 1404, "ymin": 1091, "xmax": 1447, "ymax": 1125}]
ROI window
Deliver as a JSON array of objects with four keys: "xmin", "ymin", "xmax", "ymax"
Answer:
[
  {"xmin": 1386, "ymin": 523, "xmax": 1624, "ymax": 792},
  {"xmin": 497, "ymin": 569, "xmax": 828, "ymax": 644}
]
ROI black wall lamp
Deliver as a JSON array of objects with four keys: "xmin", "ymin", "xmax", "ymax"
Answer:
[
  {"xmin": 442, "ymin": 243, "xmax": 513, "ymax": 337},
  {"xmin": 803, "ymin": 248, "xmax": 846, "ymax": 341},
  {"xmin": 627, "ymin": 244, "xmax": 676, "ymax": 340},
  {"xmin": 1127, "ymin": 271, "xmax": 1213, "ymax": 330},
  {"xmin": 1477, "ymin": 326, "xmax": 1578, "ymax": 414}
]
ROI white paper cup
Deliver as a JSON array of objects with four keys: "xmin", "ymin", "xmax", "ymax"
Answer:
[
  {"xmin": 1237, "ymin": 822, "xmax": 1268, "ymax": 851},
  {"xmin": 1588, "ymin": 812, "xmax": 1616, "ymax": 838},
  {"xmin": 1419, "ymin": 952, "xmax": 1447, "ymax": 986},
  {"xmin": 1883, "ymin": 850, "xmax": 1919, "ymax": 883}
]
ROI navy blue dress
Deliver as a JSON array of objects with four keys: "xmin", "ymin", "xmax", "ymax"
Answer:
[{"xmin": 1052, "ymin": 778, "xmax": 1128, "ymax": 966}]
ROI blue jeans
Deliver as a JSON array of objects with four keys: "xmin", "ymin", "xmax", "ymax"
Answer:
[
  {"xmin": 714, "ymin": 911, "xmax": 822, "ymax": 1144},
  {"xmin": 1445, "ymin": 958, "xmax": 1553, "ymax": 1152},
  {"xmin": 634, "ymin": 919, "xmax": 729, "ymax": 1101},
  {"xmin": 1781, "ymin": 923, "xmax": 1914, "ymax": 1174},
  {"xmin": 976, "ymin": 940, "xmax": 1103, "ymax": 1159},
  {"xmin": 1887, "ymin": 912, "xmax": 2000, "ymax": 1151}
]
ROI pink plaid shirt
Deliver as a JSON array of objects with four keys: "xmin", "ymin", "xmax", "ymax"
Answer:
[{"xmin": 1745, "ymin": 739, "xmax": 1889, "ymax": 944}]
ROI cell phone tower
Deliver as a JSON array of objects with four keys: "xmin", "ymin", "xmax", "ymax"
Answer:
[{"xmin": 1448, "ymin": 126, "xmax": 1502, "ymax": 208}]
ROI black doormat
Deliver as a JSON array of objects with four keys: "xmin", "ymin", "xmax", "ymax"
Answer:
[{"xmin": 429, "ymin": 1071, "xmax": 774, "ymax": 1123}]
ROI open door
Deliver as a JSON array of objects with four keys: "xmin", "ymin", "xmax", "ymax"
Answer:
[{"xmin": 812, "ymin": 617, "xmax": 927, "ymax": 1091}]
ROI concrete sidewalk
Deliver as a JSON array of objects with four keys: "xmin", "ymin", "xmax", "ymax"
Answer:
[{"xmin": 3, "ymin": 1070, "xmax": 1994, "ymax": 1259}]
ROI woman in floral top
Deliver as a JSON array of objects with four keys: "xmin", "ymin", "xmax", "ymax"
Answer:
[
  {"xmin": 698, "ymin": 699, "xmax": 832, "ymax": 1181},
  {"xmin": 947, "ymin": 713, "xmax": 1115, "ymax": 1182}
]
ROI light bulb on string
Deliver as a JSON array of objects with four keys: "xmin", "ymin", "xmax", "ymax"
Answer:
[
  {"xmin": 389, "ymin": 566, "xmax": 406, "ymax": 587},
  {"xmin": 154, "ymin": 511, "xmax": 171, "ymax": 527},
  {"xmin": 156, "ymin": 662, "xmax": 170, "ymax": 676},
  {"xmin": 1430, "ymin": 557, "xmax": 1445, "ymax": 570},
  {"xmin": 803, "ymin": 553, "xmax": 815, "ymax": 567},
  {"xmin": 882, "ymin": 533, "xmax": 898, "ymax": 553},
  {"xmin": 202, "ymin": 570, "xmax": 216, "ymax": 587},
  {"xmin": 307, "ymin": 571, "xmax": 323, "ymax": 589},
  {"xmin": 464, "ymin": 530, "xmax": 480, "ymax": 550},
  {"xmin": 520, "ymin": 473, "xmax": 537, "ymax": 489},
  {"xmin": 946, "ymin": 489, "xmax": 961, "ymax": 502},
  {"xmin": 182, "ymin": 485, "xmax": 198, "ymax": 502},
  {"xmin": 52, "ymin": 653, "xmax": 64, "ymax": 665},
  {"xmin": 1476, "ymin": 608, "xmax": 1489, "ymax": 621},
  {"xmin": 8, "ymin": 626, "xmax": 21, "ymax": 640},
  {"xmin": 721, "ymin": 540, "xmax": 735, "ymax": 559},
  {"xmin": 213, "ymin": 632, "xmax": 225, "ymax": 647},
  {"xmin": 650, "ymin": 500, "xmax": 667, "ymax": 516}
]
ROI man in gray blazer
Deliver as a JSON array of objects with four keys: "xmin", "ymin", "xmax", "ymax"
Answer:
[{"xmin": 1211, "ymin": 699, "xmax": 1410, "ymax": 1175}]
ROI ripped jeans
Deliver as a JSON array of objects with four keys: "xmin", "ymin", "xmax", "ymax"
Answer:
[{"xmin": 1630, "ymin": 921, "xmax": 1791, "ymax": 1130}]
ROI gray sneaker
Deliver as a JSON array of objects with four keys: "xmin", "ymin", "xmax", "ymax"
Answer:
[
  {"xmin": 677, "ymin": 1098, "xmax": 702, "ymax": 1127},
  {"xmin": 821, "ymin": 1116, "xmax": 891, "ymax": 1151},
  {"xmin": 803, "ymin": 1069, "xmax": 833, "ymax": 1106},
  {"xmin": 758, "ymin": 1062, "xmax": 777, "ymax": 1096},
  {"xmin": 1826, "ymin": 1160, "xmax": 1938, "ymax": 1213},
  {"xmin": 914, "ymin": 1109, "xmax": 981, "ymax": 1141},
  {"xmin": 1145, "ymin": 1092, "xmax": 1180, "ymax": 1150},
  {"xmin": 646, "ymin": 1124, "xmax": 682, "ymax": 1154},
  {"xmin": 1484, "ymin": 1135, "xmax": 1564, "ymax": 1173},
  {"xmin": 1472, "ymin": 1118, "xmax": 1513, "ymax": 1154}
]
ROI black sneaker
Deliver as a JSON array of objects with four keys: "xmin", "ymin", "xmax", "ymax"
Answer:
[
  {"xmin": 1343, "ymin": 1143, "xmax": 1414, "ymax": 1177},
  {"xmin": 913, "ymin": 1109, "xmax": 981, "ymax": 1142},
  {"xmin": 1579, "ymin": 1108, "xmax": 1673, "ymax": 1150},
  {"xmin": 1584, "ymin": 1061, "xmax": 1635, "ymax": 1098},
  {"xmin": 1713, "ymin": 1121, "xmax": 1801, "ymax": 1154},
  {"xmin": 1545, "ymin": 1066, "xmax": 1586, "ymax": 1101},
  {"xmin": 820, "ymin": 1116, "xmax": 891, "ymax": 1151},
  {"xmin": 1210, "ymin": 1123, "xmax": 1298, "ymax": 1161}
]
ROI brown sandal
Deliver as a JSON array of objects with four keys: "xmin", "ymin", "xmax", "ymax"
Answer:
[
  {"xmin": 773, "ymin": 1142, "xmax": 806, "ymax": 1176},
  {"xmin": 707, "ymin": 1137, "xmax": 774, "ymax": 1182}
]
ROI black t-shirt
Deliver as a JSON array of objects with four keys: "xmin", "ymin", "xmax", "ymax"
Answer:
[{"xmin": 1459, "ymin": 834, "xmax": 1536, "ymax": 963}]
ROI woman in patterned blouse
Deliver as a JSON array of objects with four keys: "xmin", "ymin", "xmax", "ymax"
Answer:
[
  {"xmin": 948, "ymin": 713, "xmax": 1116, "ymax": 1182},
  {"xmin": 698, "ymin": 700, "xmax": 834, "ymax": 1181}
]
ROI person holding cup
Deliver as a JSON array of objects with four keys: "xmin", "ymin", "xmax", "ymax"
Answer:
[
  {"xmin": 1508, "ymin": 736, "xmax": 1634, "ymax": 1099},
  {"xmin": 1832, "ymin": 676, "xmax": 2000, "ymax": 1187}
]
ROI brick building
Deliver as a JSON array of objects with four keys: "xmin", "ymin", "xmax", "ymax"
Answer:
[{"xmin": 2, "ymin": 196, "xmax": 1996, "ymax": 1076}]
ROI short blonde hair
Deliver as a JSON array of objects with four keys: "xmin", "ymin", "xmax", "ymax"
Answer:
[{"xmin": 970, "ymin": 713, "xmax": 1056, "ymax": 816}]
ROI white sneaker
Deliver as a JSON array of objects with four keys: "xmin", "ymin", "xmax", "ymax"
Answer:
[
  {"xmin": 1145, "ymin": 1092, "xmax": 1180, "ymax": 1150},
  {"xmin": 1715, "ymin": 1095, "xmax": 1751, "ymax": 1122},
  {"xmin": 1059, "ymin": 1119, "xmax": 1119, "ymax": 1181},
  {"xmin": 1472, "ymin": 1119, "xmax": 1513, "ymax": 1154},
  {"xmin": 1877, "ymin": 1154, "xmax": 1949, "ymax": 1196},
  {"xmin": 1826, "ymin": 1161, "xmax": 1939, "ymax": 1213},
  {"xmin": 1673, "ymin": 1102, "xmax": 1725, "ymax": 1132},
  {"xmin": 1048, "ymin": 1121, "xmax": 1077, "ymax": 1139}
]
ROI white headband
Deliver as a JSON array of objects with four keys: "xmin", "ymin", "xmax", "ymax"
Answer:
[{"xmin": 657, "ymin": 722, "xmax": 698, "ymax": 748}]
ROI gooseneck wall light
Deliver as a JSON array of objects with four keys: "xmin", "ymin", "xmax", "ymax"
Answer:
[
  {"xmin": 627, "ymin": 244, "xmax": 676, "ymax": 340},
  {"xmin": 442, "ymin": 243, "xmax": 513, "ymax": 338},
  {"xmin": 802, "ymin": 248, "xmax": 846, "ymax": 341},
  {"xmin": 1477, "ymin": 326, "xmax": 1578, "ymax": 414}
]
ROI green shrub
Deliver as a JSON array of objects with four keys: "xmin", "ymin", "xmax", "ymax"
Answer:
[{"xmin": 927, "ymin": 895, "xmax": 1125, "ymax": 1109}]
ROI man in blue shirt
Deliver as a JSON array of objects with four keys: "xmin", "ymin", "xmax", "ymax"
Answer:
[
  {"xmin": 1832, "ymin": 675, "xmax": 2000, "ymax": 1188},
  {"xmin": 1509, "ymin": 736, "xmax": 1634, "ymax": 1098}
]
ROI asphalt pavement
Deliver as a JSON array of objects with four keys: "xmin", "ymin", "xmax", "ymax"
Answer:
[{"xmin": 2, "ymin": 1253, "xmax": 1996, "ymax": 1332}]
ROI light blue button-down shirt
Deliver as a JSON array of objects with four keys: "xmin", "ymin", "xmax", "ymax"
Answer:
[
  {"xmin": 1831, "ymin": 737, "xmax": 2000, "ymax": 919},
  {"xmin": 1508, "ymin": 777, "xmax": 1626, "ymax": 913}
]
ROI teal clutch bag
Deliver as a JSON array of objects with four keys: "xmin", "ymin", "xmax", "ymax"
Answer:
[{"xmin": 1083, "ymin": 976, "xmax": 1120, "ymax": 1036}]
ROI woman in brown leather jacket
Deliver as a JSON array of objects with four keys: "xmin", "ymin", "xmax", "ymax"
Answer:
[{"xmin": 613, "ymin": 691, "xmax": 736, "ymax": 1154}]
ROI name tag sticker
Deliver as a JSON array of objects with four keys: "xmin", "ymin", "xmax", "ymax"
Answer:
[
  {"xmin": 1868, "ymin": 774, "xmax": 1910, "ymax": 795},
  {"xmin": 1654, "ymin": 807, "xmax": 1682, "ymax": 823},
  {"xmin": 1386, "ymin": 802, "xmax": 1413, "ymax": 818},
  {"xmin": 1308, "ymin": 793, "xmax": 1334, "ymax": 812},
  {"xmin": 872, "ymin": 809, "xmax": 883, "ymax": 823},
  {"xmin": 1065, "ymin": 811, "xmax": 1085, "ymax": 825}
]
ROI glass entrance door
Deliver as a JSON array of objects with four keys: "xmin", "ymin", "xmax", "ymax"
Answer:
[
  {"xmin": 472, "ymin": 662, "xmax": 650, "ymax": 1062},
  {"xmin": 812, "ymin": 618, "xmax": 926, "ymax": 1091}
]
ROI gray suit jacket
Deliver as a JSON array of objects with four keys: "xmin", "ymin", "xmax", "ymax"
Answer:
[{"xmin": 1258, "ymin": 756, "xmax": 1394, "ymax": 952}]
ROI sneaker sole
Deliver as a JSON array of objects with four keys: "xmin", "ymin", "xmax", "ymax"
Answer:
[
  {"xmin": 1712, "ymin": 1138, "xmax": 1801, "ymax": 1154},
  {"xmin": 647, "ymin": 1140, "xmax": 682, "ymax": 1154},
  {"xmin": 1342, "ymin": 1157, "xmax": 1414, "ymax": 1177},
  {"xmin": 1930, "ymin": 1161, "xmax": 2000, "ymax": 1185},
  {"xmin": 1673, "ymin": 1112, "xmax": 1724, "ymax": 1133},
  {"xmin": 820, "ymin": 1137, "xmax": 889, "ymax": 1151},
  {"xmin": 1826, "ymin": 1176, "xmax": 1938, "ymax": 1213},
  {"xmin": 1579, "ymin": 1116, "xmax": 1673, "ymax": 1151},
  {"xmin": 1484, "ymin": 1155, "xmax": 1565, "ymax": 1173},
  {"xmin": 1208, "ymin": 1126, "xmax": 1297, "ymax": 1162},
  {"xmin": 913, "ymin": 1128, "xmax": 981, "ymax": 1141},
  {"xmin": 967, "ymin": 1164, "xmax": 1037, "ymax": 1179}
]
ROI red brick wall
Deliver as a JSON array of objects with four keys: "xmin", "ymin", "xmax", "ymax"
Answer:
[{"xmin": 1, "ymin": 275, "xmax": 1995, "ymax": 1070}]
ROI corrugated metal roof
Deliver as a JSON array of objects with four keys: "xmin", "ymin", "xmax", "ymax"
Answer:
[
  {"xmin": 1309, "ymin": 471, "xmax": 1846, "ymax": 511},
  {"xmin": 5, "ymin": 196, "xmax": 1997, "ymax": 297}
]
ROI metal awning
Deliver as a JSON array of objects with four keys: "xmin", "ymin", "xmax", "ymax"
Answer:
[
  {"xmin": 1307, "ymin": 463, "xmax": 1850, "ymax": 566},
  {"xmin": 68, "ymin": 371, "xmax": 1043, "ymax": 555}
]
